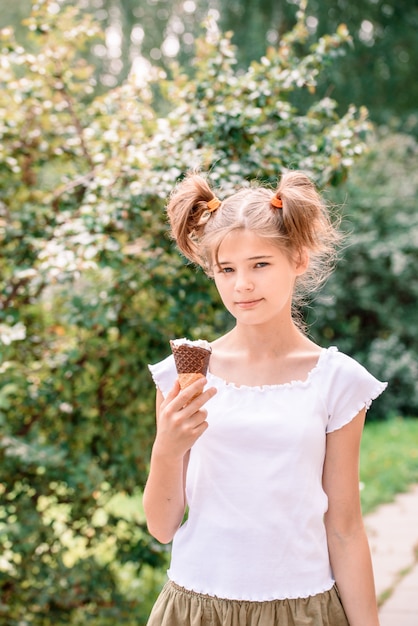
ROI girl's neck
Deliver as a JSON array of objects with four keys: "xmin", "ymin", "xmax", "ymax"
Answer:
[
  {"xmin": 210, "ymin": 322, "xmax": 321, "ymax": 387},
  {"xmin": 218, "ymin": 320, "xmax": 314, "ymax": 358}
]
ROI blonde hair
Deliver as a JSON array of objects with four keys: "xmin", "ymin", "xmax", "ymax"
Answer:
[{"xmin": 166, "ymin": 170, "xmax": 342, "ymax": 302}]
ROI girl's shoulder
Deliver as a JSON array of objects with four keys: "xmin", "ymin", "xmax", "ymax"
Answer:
[
  {"xmin": 320, "ymin": 346, "xmax": 382, "ymax": 386},
  {"xmin": 318, "ymin": 347, "xmax": 387, "ymax": 432}
]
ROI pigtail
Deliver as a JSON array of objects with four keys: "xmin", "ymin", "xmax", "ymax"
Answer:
[
  {"xmin": 166, "ymin": 172, "xmax": 220, "ymax": 265},
  {"xmin": 272, "ymin": 171, "xmax": 342, "ymax": 292},
  {"xmin": 275, "ymin": 171, "xmax": 340, "ymax": 258}
]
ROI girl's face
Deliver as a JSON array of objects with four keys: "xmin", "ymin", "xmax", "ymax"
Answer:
[{"xmin": 213, "ymin": 229, "xmax": 307, "ymax": 327}]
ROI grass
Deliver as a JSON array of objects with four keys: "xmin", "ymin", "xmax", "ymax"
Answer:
[{"xmin": 360, "ymin": 417, "xmax": 418, "ymax": 515}]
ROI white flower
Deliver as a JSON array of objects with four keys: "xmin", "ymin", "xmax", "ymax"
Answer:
[{"xmin": 0, "ymin": 322, "xmax": 26, "ymax": 345}]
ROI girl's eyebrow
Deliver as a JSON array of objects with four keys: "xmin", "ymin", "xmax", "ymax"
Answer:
[{"xmin": 217, "ymin": 255, "xmax": 274, "ymax": 265}]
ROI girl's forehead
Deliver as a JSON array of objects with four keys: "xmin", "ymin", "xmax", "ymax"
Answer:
[{"xmin": 215, "ymin": 229, "xmax": 283, "ymax": 260}]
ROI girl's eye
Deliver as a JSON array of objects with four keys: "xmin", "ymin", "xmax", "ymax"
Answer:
[
  {"xmin": 255, "ymin": 262, "xmax": 269, "ymax": 268},
  {"xmin": 221, "ymin": 267, "xmax": 234, "ymax": 273}
]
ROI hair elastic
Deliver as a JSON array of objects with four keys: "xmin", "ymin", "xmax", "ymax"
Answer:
[
  {"xmin": 207, "ymin": 197, "xmax": 221, "ymax": 212},
  {"xmin": 271, "ymin": 195, "xmax": 283, "ymax": 209}
]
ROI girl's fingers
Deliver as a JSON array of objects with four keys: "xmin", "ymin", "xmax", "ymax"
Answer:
[
  {"xmin": 192, "ymin": 418, "xmax": 209, "ymax": 437},
  {"xmin": 165, "ymin": 378, "xmax": 216, "ymax": 413},
  {"xmin": 184, "ymin": 383, "xmax": 217, "ymax": 411},
  {"xmin": 156, "ymin": 380, "xmax": 216, "ymax": 456},
  {"xmin": 164, "ymin": 379, "xmax": 181, "ymax": 402}
]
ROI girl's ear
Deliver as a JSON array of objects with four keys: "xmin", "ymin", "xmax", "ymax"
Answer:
[{"xmin": 295, "ymin": 248, "xmax": 310, "ymax": 275}]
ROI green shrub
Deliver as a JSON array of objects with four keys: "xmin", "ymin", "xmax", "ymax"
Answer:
[
  {"xmin": 307, "ymin": 131, "xmax": 418, "ymax": 418},
  {"xmin": 0, "ymin": 1, "xmax": 384, "ymax": 623}
]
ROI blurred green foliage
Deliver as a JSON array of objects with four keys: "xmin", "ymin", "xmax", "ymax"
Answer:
[
  {"xmin": 307, "ymin": 131, "xmax": 418, "ymax": 418},
  {"xmin": 4, "ymin": 0, "xmax": 415, "ymax": 129},
  {"xmin": 0, "ymin": 0, "xmax": 415, "ymax": 624},
  {"xmin": 220, "ymin": 0, "xmax": 418, "ymax": 129}
]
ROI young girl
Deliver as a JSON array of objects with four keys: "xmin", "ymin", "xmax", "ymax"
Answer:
[{"xmin": 144, "ymin": 170, "xmax": 387, "ymax": 626}]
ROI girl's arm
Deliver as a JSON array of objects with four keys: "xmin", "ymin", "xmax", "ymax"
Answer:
[
  {"xmin": 323, "ymin": 408, "xmax": 380, "ymax": 626},
  {"xmin": 143, "ymin": 378, "xmax": 216, "ymax": 544}
]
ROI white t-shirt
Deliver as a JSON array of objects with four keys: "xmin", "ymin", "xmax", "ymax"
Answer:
[{"xmin": 148, "ymin": 346, "xmax": 387, "ymax": 601}]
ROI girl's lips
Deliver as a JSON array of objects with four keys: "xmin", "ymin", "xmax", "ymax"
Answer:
[{"xmin": 235, "ymin": 299, "xmax": 263, "ymax": 309}]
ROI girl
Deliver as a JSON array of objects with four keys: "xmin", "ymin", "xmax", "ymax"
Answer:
[{"xmin": 144, "ymin": 170, "xmax": 387, "ymax": 626}]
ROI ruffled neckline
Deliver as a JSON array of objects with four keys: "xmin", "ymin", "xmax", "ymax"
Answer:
[{"xmin": 206, "ymin": 346, "xmax": 338, "ymax": 392}]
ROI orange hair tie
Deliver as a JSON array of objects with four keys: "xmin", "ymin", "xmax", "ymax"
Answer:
[
  {"xmin": 207, "ymin": 197, "xmax": 221, "ymax": 212},
  {"xmin": 271, "ymin": 195, "xmax": 283, "ymax": 209}
]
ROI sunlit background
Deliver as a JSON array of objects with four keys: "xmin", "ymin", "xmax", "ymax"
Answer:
[{"xmin": 2, "ymin": 0, "xmax": 416, "ymax": 129}]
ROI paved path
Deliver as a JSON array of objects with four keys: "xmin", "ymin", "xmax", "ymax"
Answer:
[{"xmin": 365, "ymin": 484, "xmax": 418, "ymax": 625}]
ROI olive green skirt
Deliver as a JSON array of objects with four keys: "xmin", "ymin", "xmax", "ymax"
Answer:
[{"xmin": 147, "ymin": 580, "xmax": 350, "ymax": 626}]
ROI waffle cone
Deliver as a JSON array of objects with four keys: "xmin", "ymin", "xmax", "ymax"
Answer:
[
  {"xmin": 178, "ymin": 372, "xmax": 205, "ymax": 389},
  {"xmin": 170, "ymin": 340, "xmax": 211, "ymax": 390}
]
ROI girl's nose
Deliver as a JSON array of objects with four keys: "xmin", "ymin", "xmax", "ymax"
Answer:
[{"xmin": 235, "ymin": 271, "xmax": 253, "ymax": 291}]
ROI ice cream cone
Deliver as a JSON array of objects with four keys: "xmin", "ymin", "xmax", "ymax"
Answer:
[{"xmin": 170, "ymin": 339, "xmax": 212, "ymax": 396}]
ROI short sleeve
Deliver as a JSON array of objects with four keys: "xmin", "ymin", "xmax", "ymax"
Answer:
[
  {"xmin": 324, "ymin": 348, "xmax": 387, "ymax": 433},
  {"xmin": 148, "ymin": 354, "xmax": 177, "ymax": 398}
]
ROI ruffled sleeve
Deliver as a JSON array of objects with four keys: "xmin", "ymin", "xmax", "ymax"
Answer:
[
  {"xmin": 148, "ymin": 353, "xmax": 177, "ymax": 398},
  {"xmin": 323, "ymin": 348, "xmax": 387, "ymax": 433}
]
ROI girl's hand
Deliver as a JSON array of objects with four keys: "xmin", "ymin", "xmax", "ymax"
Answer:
[{"xmin": 153, "ymin": 378, "xmax": 216, "ymax": 460}]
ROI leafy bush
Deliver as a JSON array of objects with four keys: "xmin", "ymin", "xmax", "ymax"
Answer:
[
  {"xmin": 0, "ymin": 1, "xmax": 381, "ymax": 623},
  {"xmin": 307, "ymin": 131, "xmax": 418, "ymax": 419}
]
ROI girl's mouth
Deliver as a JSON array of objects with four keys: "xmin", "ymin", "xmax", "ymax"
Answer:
[{"xmin": 235, "ymin": 299, "xmax": 263, "ymax": 309}]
